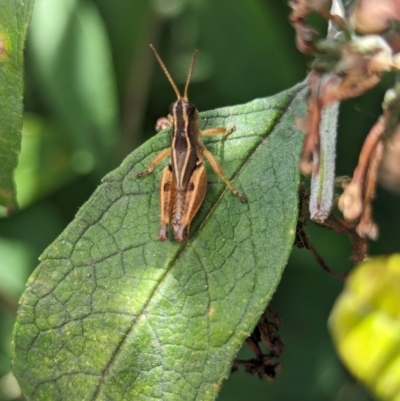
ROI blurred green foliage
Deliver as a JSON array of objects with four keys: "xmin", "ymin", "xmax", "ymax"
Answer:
[
  {"xmin": 330, "ymin": 255, "xmax": 400, "ymax": 401},
  {"xmin": 1, "ymin": 0, "xmax": 400, "ymax": 399}
]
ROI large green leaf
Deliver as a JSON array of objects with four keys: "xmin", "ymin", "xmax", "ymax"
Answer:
[
  {"xmin": 13, "ymin": 83, "xmax": 306, "ymax": 401},
  {"xmin": 0, "ymin": 0, "xmax": 34, "ymax": 210}
]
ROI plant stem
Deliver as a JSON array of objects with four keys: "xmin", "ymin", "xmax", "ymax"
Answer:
[{"xmin": 309, "ymin": 0, "xmax": 345, "ymax": 222}]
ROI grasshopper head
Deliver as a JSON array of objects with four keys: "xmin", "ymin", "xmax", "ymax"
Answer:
[{"xmin": 168, "ymin": 98, "xmax": 199, "ymax": 127}]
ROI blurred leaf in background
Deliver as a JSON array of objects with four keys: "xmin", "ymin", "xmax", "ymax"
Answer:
[
  {"xmin": 1, "ymin": 0, "xmax": 400, "ymax": 400},
  {"xmin": 330, "ymin": 255, "xmax": 400, "ymax": 401},
  {"xmin": 18, "ymin": 0, "xmax": 119, "ymax": 209},
  {"xmin": 29, "ymin": 0, "xmax": 118, "ymax": 168}
]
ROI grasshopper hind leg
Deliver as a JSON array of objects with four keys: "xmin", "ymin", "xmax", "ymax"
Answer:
[
  {"xmin": 202, "ymin": 148, "xmax": 248, "ymax": 203},
  {"xmin": 172, "ymin": 163, "xmax": 207, "ymax": 241},
  {"xmin": 158, "ymin": 165, "xmax": 175, "ymax": 240}
]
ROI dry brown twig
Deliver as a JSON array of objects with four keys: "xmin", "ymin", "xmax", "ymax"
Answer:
[
  {"xmin": 296, "ymin": 183, "xmax": 368, "ymax": 281},
  {"xmin": 289, "ymin": 0, "xmax": 400, "ymax": 240},
  {"xmin": 231, "ymin": 308, "xmax": 284, "ymax": 381}
]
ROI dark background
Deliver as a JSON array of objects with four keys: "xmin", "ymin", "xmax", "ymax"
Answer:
[{"xmin": 1, "ymin": 0, "xmax": 397, "ymax": 400}]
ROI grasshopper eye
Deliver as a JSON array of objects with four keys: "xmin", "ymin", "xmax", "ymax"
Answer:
[
  {"xmin": 168, "ymin": 102, "xmax": 175, "ymax": 115},
  {"xmin": 187, "ymin": 103, "xmax": 196, "ymax": 117}
]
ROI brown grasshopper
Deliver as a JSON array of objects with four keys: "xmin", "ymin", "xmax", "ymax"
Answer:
[{"xmin": 136, "ymin": 45, "xmax": 247, "ymax": 241}]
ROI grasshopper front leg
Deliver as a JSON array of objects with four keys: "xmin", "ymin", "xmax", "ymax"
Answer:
[
  {"xmin": 155, "ymin": 117, "xmax": 172, "ymax": 132},
  {"xmin": 201, "ymin": 125, "xmax": 236, "ymax": 137},
  {"xmin": 136, "ymin": 148, "xmax": 171, "ymax": 177}
]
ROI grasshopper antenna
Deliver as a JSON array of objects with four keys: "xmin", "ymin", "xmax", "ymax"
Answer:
[
  {"xmin": 150, "ymin": 44, "xmax": 181, "ymax": 100},
  {"xmin": 183, "ymin": 50, "xmax": 198, "ymax": 101}
]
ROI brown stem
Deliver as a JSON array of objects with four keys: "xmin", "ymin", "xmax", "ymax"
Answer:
[
  {"xmin": 296, "ymin": 219, "xmax": 347, "ymax": 282},
  {"xmin": 305, "ymin": 235, "xmax": 347, "ymax": 282},
  {"xmin": 321, "ymin": 74, "xmax": 381, "ymax": 106},
  {"xmin": 356, "ymin": 140, "xmax": 383, "ymax": 239},
  {"xmin": 300, "ymin": 72, "xmax": 322, "ymax": 175},
  {"xmin": 352, "ymin": 114, "xmax": 387, "ymax": 187},
  {"xmin": 338, "ymin": 112, "xmax": 387, "ymax": 222},
  {"xmin": 325, "ymin": 214, "xmax": 368, "ymax": 263}
]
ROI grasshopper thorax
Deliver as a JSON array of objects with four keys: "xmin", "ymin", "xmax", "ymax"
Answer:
[{"xmin": 169, "ymin": 98, "xmax": 200, "ymax": 140}]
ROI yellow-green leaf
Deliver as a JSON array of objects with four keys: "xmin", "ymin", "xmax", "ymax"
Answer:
[{"xmin": 329, "ymin": 254, "xmax": 400, "ymax": 401}]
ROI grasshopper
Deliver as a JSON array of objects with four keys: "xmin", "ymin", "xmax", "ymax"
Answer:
[{"xmin": 136, "ymin": 45, "xmax": 247, "ymax": 241}]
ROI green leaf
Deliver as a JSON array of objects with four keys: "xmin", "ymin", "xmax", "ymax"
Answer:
[
  {"xmin": 329, "ymin": 255, "xmax": 400, "ymax": 401},
  {"xmin": 15, "ymin": 113, "xmax": 77, "ymax": 208},
  {"xmin": 13, "ymin": 84, "xmax": 306, "ymax": 401},
  {"xmin": 0, "ymin": 238, "xmax": 33, "ymax": 297},
  {"xmin": 29, "ymin": 0, "xmax": 118, "ymax": 175},
  {"xmin": 0, "ymin": 0, "xmax": 34, "ymax": 211}
]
